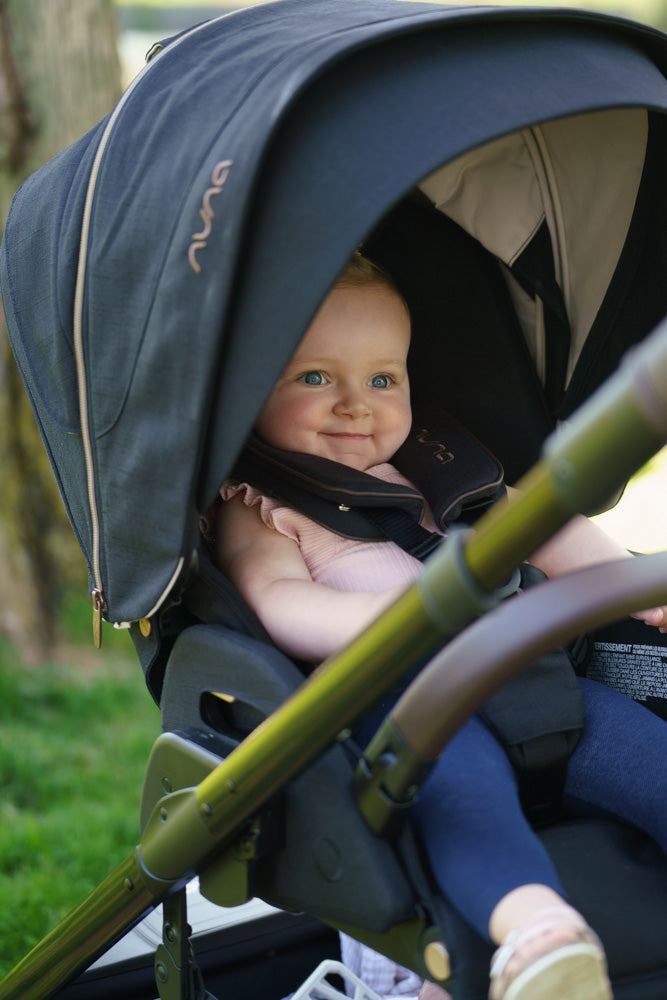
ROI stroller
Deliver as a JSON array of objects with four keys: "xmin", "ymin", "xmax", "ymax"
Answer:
[{"xmin": 2, "ymin": 1, "xmax": 667, "ymax": 997}]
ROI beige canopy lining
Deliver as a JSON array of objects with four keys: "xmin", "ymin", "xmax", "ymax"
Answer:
[{"xmin": 419, "ymin": 108, "xmax": 648, "ymax": 386}]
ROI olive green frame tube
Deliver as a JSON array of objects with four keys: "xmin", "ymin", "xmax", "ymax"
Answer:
[{"xmin": 2, "ymin": 321, "xmax": 667, "ymax": 1000}]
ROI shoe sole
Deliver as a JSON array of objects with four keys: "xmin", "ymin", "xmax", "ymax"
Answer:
[{"xmin": 501, "ymin": 942, "xmax": 612, "ymax": 1000}]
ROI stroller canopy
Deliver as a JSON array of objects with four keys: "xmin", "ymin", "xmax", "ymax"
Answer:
[{"xmin": 2, "ymin": 0, "xmax": 667, "ymax": 625}]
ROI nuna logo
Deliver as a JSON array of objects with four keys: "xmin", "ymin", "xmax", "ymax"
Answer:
[
  {"xmin": 415, "ymin": 428, "xmax": 454, "ymax": 465},
  {"xmin": 188, "ymin": 159, "xmax": 233, "ymax": 274}
]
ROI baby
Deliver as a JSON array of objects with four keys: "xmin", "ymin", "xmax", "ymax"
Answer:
[{"xmin": 211, "ymin": 254, "xmax": 667, "ymax": 1000}]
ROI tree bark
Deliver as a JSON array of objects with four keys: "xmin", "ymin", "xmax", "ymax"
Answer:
[{"xmin": 0, "ymin": 0, "xmax": 121, "ymax": 663}]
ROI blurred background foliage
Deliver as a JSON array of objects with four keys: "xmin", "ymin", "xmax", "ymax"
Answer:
[{"xmin": 0, "ymin": 0, "xmax": 666, "ymax": 977}]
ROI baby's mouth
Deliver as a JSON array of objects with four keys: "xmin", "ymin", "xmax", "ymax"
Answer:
[{"xmin": 323, "ymin": 432, "xmax": 371, "ymax": 440}]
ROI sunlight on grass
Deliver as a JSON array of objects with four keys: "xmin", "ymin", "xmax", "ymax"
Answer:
[{"xmin": 0, "ymin": 629, "xmax": 160, "ymax": 976}]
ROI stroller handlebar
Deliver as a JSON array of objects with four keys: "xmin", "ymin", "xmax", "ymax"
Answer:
[{"xmin": 389, "ymin": 551, "xmax": 667, "ymax": 766}]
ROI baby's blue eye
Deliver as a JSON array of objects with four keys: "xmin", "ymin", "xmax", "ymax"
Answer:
[
  {"xmin": 370, "ymin": 374, "xmax": 391, "ymax": 389},
  {"xmin": 300, "ymin": 371, "xmax": 325, "ymax": 385}
]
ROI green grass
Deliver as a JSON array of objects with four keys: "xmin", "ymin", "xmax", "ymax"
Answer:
[{"xmin": 0, "ymin": 604, "xmax": 160, "ymax": 976}]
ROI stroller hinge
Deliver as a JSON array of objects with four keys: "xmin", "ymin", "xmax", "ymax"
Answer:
[
  {"xmin": 155, "ymin": 888, "xmax": 212, "ymax": 1000},
  {"xmin": 354, "ymin": 718, "xmax": 435, "ymax": 838}
]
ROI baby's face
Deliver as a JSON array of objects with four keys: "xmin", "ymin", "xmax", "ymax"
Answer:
[{"xmin": 255, "ymin": 283, "xmax": 412, "ymax": 471}]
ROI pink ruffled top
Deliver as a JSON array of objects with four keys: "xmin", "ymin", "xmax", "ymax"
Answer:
[{"xmin": 219, "ymin": 463, "xmax": 442, "ymax": 593}]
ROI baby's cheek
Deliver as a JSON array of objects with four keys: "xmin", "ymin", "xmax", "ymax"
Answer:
[
  {"xmin": 286, "ymin": 396, "xmax": 324, "ymax": 435},
  {"xmin": 258, "ymin": 395, "xmax": 318, "ymax": 450},
  {"xmin": 390, "ymin": 400, "xmax": 413, "ymax": 445}
]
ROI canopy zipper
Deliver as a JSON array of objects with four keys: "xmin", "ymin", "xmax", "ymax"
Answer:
[{"xmin": 72, "ymin": 13, "xmax": 231, "ymax": 646}]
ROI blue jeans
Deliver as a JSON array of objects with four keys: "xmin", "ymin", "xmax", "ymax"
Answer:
[{"xmin": 411, "ymin": 677, "xmax": 667, "ymax": 939}]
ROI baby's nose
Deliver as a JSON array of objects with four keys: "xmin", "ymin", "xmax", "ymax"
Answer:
[{"xmin": 334, "ymin": 387, "xmax": 371, "ymax": 417}]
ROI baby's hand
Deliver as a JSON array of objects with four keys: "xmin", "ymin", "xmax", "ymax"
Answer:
[{"xmin": 631, "ymin": 606, "xmax": 667, "ymax": 633}]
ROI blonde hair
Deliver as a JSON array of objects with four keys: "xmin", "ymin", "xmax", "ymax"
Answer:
[{"xmin": 334, "ymin": 253, "xmax": 410, "ymax": 317}]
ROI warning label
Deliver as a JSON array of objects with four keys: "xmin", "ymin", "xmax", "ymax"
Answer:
[{"xmin": 588, "ymin": 642, "xmax": 667, "ymax": 701}]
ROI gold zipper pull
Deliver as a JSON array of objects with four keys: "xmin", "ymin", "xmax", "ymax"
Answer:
[{"xmin": 92, "ymin": 588, "xmax": 106, "ymax": 649}]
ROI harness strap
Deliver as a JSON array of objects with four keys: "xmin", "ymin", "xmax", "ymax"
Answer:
[
  {"xmin": 230, "ymin": 406, "xmax": 505, "ymax": 556},
  {"xmin": 360, "ymin": 507, "xmax": 442, "ymax": 560}
]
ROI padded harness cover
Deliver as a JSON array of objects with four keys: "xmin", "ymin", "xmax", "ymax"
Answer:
[{"xmin": 230, "ymin": 407, "xmax": 505, "ymax": 548}]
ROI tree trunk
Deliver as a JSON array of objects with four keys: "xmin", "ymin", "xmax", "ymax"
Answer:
[{"xmin": 0, "ymin": 0, "xmax": 121, "ymax": 664}]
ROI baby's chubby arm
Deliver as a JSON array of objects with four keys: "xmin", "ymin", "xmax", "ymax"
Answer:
[
  {"xmin": 524, "ymin": 501, "xmax": 667, "ymax": 632},
  {"xmin": 215, "ymin": 495, "xmax": 407, "ymax": 662}
]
